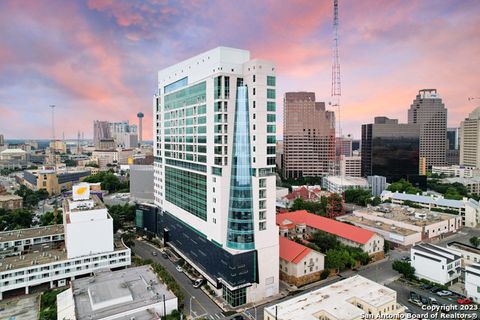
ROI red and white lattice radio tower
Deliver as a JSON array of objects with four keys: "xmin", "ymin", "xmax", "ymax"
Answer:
[{"xmin": 328, "ymin": 0, "xmax": 345, "ymax": 218}]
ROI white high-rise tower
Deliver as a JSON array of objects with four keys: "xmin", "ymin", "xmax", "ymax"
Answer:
[{"xmin": 153, "ymin": 47, "xmax": 279, "ymax": 306}]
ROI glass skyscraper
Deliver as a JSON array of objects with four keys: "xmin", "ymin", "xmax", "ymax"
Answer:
[{"xmin": 362, "ymin": 117, "xmax": 420, "ymax": 183}]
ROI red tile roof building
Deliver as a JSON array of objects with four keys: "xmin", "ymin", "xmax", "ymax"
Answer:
[
  {"xmin": 279, "ymin": 236, "xmax": 325, "ymax": 286},
  {"xmin": 277, "ymin": 210, "xmax": 385, "ymax": 258}
]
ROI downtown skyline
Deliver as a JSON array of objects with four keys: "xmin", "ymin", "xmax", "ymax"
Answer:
[{"xmin": 0, "ymin": 0, "xmax": 479, "ymax": 140}]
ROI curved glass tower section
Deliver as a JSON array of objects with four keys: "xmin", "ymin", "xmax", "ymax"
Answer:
[{"xmin": 227, "ymin": 85, "xmax": 255, "ymax": 250}]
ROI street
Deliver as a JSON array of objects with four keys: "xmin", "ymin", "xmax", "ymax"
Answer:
[{"xmin": 133, "ymin": 240, "xmax": 229, "ymax": 320}]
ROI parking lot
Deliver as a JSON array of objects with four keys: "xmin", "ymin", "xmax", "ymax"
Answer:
[{"xmin": 388, "ymin": 280, "xmax": 479, "ymax": 318}]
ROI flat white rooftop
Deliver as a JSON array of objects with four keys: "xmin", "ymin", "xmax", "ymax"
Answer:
[
  {"xmin": 324, "ymin": 176, "xmax": 369, "ymax": 186},
  {"xmin": 264, "ymin": 275, "xmax": 397, "ymax": 320},
  {"xmin": 72, "ymin": 265, "xmax": 176, "ymax": 320}
]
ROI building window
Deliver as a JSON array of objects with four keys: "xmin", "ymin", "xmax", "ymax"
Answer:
[
  {"xmin": 222, "ymin": 286, "xmax": 246, "ymax": 307},
  {"xmin": 260, "ymin": 222, "xmax": 266, "ymax": 230},
  {"xmin": 267, "ymin": 76, "xmax": 276, "ymax": 86},
  {"xmin": 267, "ymin": 88, "xmax": 275, "ymax": 99}
]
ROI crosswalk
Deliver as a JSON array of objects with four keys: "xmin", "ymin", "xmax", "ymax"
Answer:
[{"xmin": 207, "ymin": 312, "xmax": 226, "ymax": 319}]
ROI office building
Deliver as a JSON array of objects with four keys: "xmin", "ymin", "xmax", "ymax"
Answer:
[
  {"xmin": 275, "ymin": 140, "xmax": 283, "ymax": 170},
  {"xmin": 322, "ymin": 176, "xmax": 369, "ymax": 193},
  {"xmin": 408, "ymin": 89, "xmax": 447, "ymax": 168},
  {"xmin": 130, "ymin": 165, "xmax": 154, "ymax": 202},
  {"xmin": 137, "ymin": 112, "xmax": 144, "ymax": 146},
  {"xmin": 368, "ymin": 175, "xmax": 387, "ymax": 197},
  {"xmin": 460, "ymin": 107, "xmax": 480, "ymax": 168},
  {"xmin": 279, "ymin": 236, "xmax": 324, "ymax": 286},
  {"xmin": 336, "ymin": 134, "xmax": 353, "ymax": 157},
  {"xmin": 0, "ymin": 183, "xmax": 130, "ymax": 300},
  {"xmin": 97, "ymin": 138, "xmax": 116, "ymax": 150},
  {"xmin": 264, "ymin": 275, "xmax": 404, "ymax": 320},
  {"xmin": 340, "ymin": 155, "xmax": 361, "ymax": 177},
  {"xmin": 277, "ymin": 210, "xmax": 384, "ymax": 258},
  {"xmin": 380, "ymin": 190, "xmax": 480, "ymax": 227},
  {"xmin": 109, "ymin": 121, "xmax": 138, "ymax": 148},
  {"xmin": 465, "ymin": 264, "xmax": 480, "ymax": 303},
  {"xmin": 22, "ymin": 166, "xmax": 92, "ymax": 195},
  {"xmin": 410, "ymin": 243, "xmax": 461, "ymax": 285},
  {"xmin": 0, "ymin": 134, "xmax": 4, "ymax": 146},
  {"xmin": 93, "ymin": 121, "xmax": 112, "ymax": 148},
  {"xmin": 283, "ymin": 92, "xmax": 335, "ymax": 179},
  {"xmin": 152, "ymin": 47, "xmax": 279, "ymax": 306},
  {"xmin": 446, "ymin": 127, "xmax": 460, "ymax": 165},
  {"xmin": 56, "ymin": 265, "xmax": 178, "ymax": 320},
  {"xmin": 362, "ymin": 116, "xmax": 420, "ymax": 183}
]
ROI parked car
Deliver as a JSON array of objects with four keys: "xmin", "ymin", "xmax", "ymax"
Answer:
[
  {"xmin": 162, "ymin": 252, "xmax": 169, "ymax": 259},
  {"xmin": 193, "ymin": 278, "xmax": 204, "ymax": 288},
  {"xmin": 176, "ymin": 265, "xmax": 183, "ymax": 273},
  {"xmin": 408, "ymin": 292, "xmax": 422, "ymax": 306},
  {"xmin": 402, "ymin": 256, "xmax": 411, "ymax": 262},
  {"xmin": 152, "ymin": 251, "xmax": 158, "ymax": 256},
  {"xmin": 420, "ymin": 296, "xmax": 429, "ymax": 305},
  {"xmin": 231, "ymin": 316, "xmax": 244, "ymax": 320},
  {"xmin": 421, "ymin": 283, "xmax": 432, "ymax": 290},
  {"xmin": 437, "ymin": 290, "xmax": 452, "ymax": 297},
  {"xmin": 430, "ymin": 287, "xmax": 441, "ymax": 293},
  {"xmin": 430, "ymin": 297, "xmax": 439, "ymax": 305},
  {"xmin": 457, "ymin": 298, "xmax": 473, "ymax": 305}
]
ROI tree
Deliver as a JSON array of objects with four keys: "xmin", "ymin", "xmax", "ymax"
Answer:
[
  {"xmin": 15, "ymin": 185, "xmax": 49, "ymax": 208},
  {"xmin": 392, "ymin": 260, "xmax": 416, "ymax": 280},
  {"xmin": 310, "ymin": 231, "xmax": 339, "ymax": 253},
  {"xmin": 289, "ymin": 198, "xmax": 325, "ymax": 215},
  {"xmin": 384, "ymin": 241, "xmax": 392, "ymax": 254},
  {"xmin": 0, "ymin": 208, "xmax": 34, "ymax": 230},
  {"xmin": 470, "ymin": 236, "xmax": 480, "ymax": 248},
  {"xmin": 325, "ymin": 248, "xmax": 355, "ymax": 272},
  {"xmin": 63, "ymin": 159, "xmax": 76, "ymax": 167},
  {"xmin": 40, "ymin": 210, "xmax": 62, "ymax": 226},
  {"xmin": 108, "ymin": 204, "xmax": 136, "ymax": 232},
  {"xmin": 388, "ymin": 179, "xmax": 422, "ymax": 194},
  {"xmin": 83, "ymin": 172, "xmax": 129, "ymax": 193}
]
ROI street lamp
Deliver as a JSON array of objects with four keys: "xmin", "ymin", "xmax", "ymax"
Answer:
[
  {"xmin": 189, "ymin": 296, "xmax": 196, "ymax": 319},
  {"xmin": 253, "ymin": 291, "xmax": 257, "ymax": 319}
]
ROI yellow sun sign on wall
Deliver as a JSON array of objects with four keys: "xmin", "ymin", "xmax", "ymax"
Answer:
[{"xmin": 75, "ymin": 186, "xmax": 87, "ymax": 196}]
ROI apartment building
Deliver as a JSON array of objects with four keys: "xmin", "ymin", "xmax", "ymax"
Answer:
[
  {"xmin": 0, "ymin": 183, "xmax": 130, "ymax": 300},
  {"xmin": 410, "ymin": 243, "xmax": 461, "ymax": 285},
  {"xmin": 465, "ymin": 264, "xmax": 480, "ymax": 303},
  {"xmin": 152, "ymin": 47, "xmax": 279, "ymax": 306}
]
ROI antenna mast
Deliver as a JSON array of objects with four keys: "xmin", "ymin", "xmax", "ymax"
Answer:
[
  {"xmin": 328, "ymin": 0, "xmax": 344, "ymax": 218},
  {"xmin": 49, "ymin": 105, "xmax": 56, "ymax": 140}
]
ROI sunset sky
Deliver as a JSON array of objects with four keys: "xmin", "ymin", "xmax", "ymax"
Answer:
[{"xmin": 0, "ymin": 0, "xmax": 479, "ymax": 140}]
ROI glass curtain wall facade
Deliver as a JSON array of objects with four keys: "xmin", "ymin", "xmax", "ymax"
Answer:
[{"xmin": 227, "ymin": 85, "xmax": 255, "ymax": 250}]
